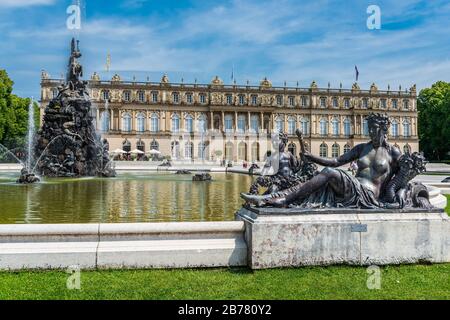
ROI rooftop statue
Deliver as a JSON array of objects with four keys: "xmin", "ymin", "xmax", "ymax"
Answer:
[{"xmin": 241, "ymin": 113, "xmax": 432, "ymax": 210}]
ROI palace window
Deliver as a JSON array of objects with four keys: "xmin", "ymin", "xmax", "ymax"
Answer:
[
  {"xmin": 332, "ymin": 97, "xmax": 338, "ymax": 108},
  {"xmin": 137, "ymin": 113, "xmax": 145, "ymax": 132},
  {"xmin": 186, "ymin": 93, "xmax": 193, "ymax": 104},
  {"xmin": 344, "ymin": 98, "xmax": 350, "ymax": 108},
  {"xmin": 392, "ymin": 99, "xmax": 398, "ymax": 109},
  {"xmin": 391, "ymin": 120, "xmax": 399, "ymax": 137},
  {"xmin": 198, "ymin": 142, "xmax": 207, "ymax": 160},
  {"xmin": 404, "ymin": 144, "xmax": 411, "ymax": 154},
  {"xmin": 224, "ymin": 115, "xmax": 233, "ymax": 132},
  {"xmin": 185, "ymin": 115, "xmax": 194, "ymax": 133},
  {"xmin": 239, "ymin": 95, "xmax": 245, "ymax": 105},
  {"xmin": 152, "ymin": 92, "xmax": 158, "ymax": 103},
  {"xmin": 320, "ymin": 143, "xmax": 328, "ymax": 158},
  {"xmin": 172, "ymin": 92, "xmax": 180, "ymax": 104},
  {"xmin": 122, "ymin": 113, "xmax": 132, "ymax": 132},
  {"xmin": 52, "ymin": 88, "xmax": 58, "ymax": 99},
  {"xmin": 123, "ymin": 91, "xmax": 131, "ymax": 102},
  {"xmin": 344, "ymin": 118, "xmax": 351, "ymax": 136},
  {"xmin": 251, "ymin": 95, "xmax": 258, "ymax": 106},
  {"xmin": 320, "ymin": 97, "xmax": 326, "ymax": 108},
  {"xmin": 362, "ymin": 98, "xmax": 368, "ymax": 109},
  {"xmin": 198, "ymin": 114, "xmax": 207, "ymax": 133},
  {"xmin": 185, "ymin": 142, "xmax": 193, "ymax": 159},
  {"xmin": 138, "ymin": 91, "xmax": 145, "ymax": 103},
  {"xmin": 171, "ymin": 141, "xmax": 180, "ymax": 159},
  {"xmin": 136, "ymin": 140, "xmax": 145, "ymax": 152},
  {"xmin": 172, "ymin": 114, "xmax": 180, "ymax": 133},
  {"xmin": 403, "ymin": 100, "xmax": 409, "ymax": 110},
  {"xmin": 199, "ymin": 93, "xmax": 206, "ymax": 104},
  {"xmin": 332, "ymin": 143, "xmax": 340, "ymax": 158},
  {"xmin": 403, "ymin": 119, "xmax": 411, "ymax": 137},
  {"xmin": 363, "ymin": 117, "xmax": 369, "ymax": 136},
  {"xmin": 250, "ymin": 115, "xmax": 259, "ymax": 133},
  {"xmin": 150, "ymin": 140, "xmax": 159, "ymax": 151},
  {"xmin": 332, "ymin": 118, "xmax": 339, "ymax": 136},
  {"xmin": 275, "ymin": 117, "xmax": 284, "ymax": 133},
  {"xmin": 288, "ymin": 117, "xmax": 296, "ymax": 134},
  {"xmin": 276, "ymin": 95, "xmax": 283, "ymax": 106},
  {"xmin": 288, "ymin": 96, "xmax": 295, "ymax": 107},
  {"xmin": 150, "ymin": 113, "xmax": 159, "ymax": 132},
  {"xmin": 237, "ymin": 115, "xmax": 246, "ymax": 133},
  {"xmin": 226, "ymin": 94, "xmax": 233, "ymax": 105},
  {"xmin": 319, "ymin": 118, "xmax": 328, "ymax": 136},
  {"xmin": 380, "ymin": 99, "xmax": 387, "ymax": 109},
  {"xmin": 102, "ymin": 90, "xmax": 110, "ymax": 101},
  {"xmin": 122, "ymin": 139, "xmax": 131, "ymax": 153},
  {"xmin": 301, "ymin": 96, "xmax": 307, "ymax": 107},
  {"xmin": 300, "ymin": 118, "xmax": 309, "ymax": 135}
]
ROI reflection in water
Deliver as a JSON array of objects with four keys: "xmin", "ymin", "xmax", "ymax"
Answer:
[{"xmin": 0, "ymin": 172, "xmax": 254, "ymax": 224}]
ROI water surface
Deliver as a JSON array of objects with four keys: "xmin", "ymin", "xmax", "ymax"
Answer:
[{"xmin": 0, "ymin": 172, "xmax": 253, "ymax": 224}]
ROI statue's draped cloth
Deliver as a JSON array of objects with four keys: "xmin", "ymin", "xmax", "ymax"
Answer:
[{"xmin": 292, "ymin": 169, "xmax": 381, "ymax": 209}]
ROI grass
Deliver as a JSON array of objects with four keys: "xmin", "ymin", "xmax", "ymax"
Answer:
[
  {"xmin": 446, "ymin": 195, "xmax": 450, "ymax": 215},
  {"xmin": 0, "ymin": 264, "xmax": 449, "ymax": 300}
]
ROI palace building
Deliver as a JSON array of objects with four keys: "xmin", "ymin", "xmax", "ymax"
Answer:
[{"xmin": 40, "ymin": 72, "xmax": 419, "ymax": 162}]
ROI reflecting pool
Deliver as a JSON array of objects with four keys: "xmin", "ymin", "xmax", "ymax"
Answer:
[{"xmin": 0, "ymin": 172, "xmax": 253, "ymax": 224}]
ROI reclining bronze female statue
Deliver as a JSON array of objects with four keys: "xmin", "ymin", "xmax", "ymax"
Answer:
[{"xmin": 241, "ymin": 113, "xmax": 432, "ymax": 209}]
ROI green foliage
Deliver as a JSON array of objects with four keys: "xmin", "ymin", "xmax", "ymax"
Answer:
[{"xmin": 418, "ymin": 81, "xmax": 450, "ymax": 160}]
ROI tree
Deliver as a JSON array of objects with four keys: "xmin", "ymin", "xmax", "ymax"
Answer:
[
  {"xmin": 0, "ymin": 69, "xmax": 39, "ymax": 151},
  {"xmin": 418, "ymin": 81, "xmax": 450, "ymax": 161}
]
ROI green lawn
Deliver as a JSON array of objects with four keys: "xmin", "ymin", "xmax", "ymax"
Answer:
[
  {"xmin": 446, "ymin": 195, "xmax": 450, "ymax": 215},
  {"xmin": 0, "ymin": 264, "xmax": 449, "ymax": 300}
]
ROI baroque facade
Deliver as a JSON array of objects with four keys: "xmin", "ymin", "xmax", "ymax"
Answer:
[{"xmin": 40, "ymin": 72, "xmax": 419, "ymax": 162}]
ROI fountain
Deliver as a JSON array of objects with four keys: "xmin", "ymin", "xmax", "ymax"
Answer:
[{"xmin": 32, "ymin": 38, "xmax": 115, "ymax": 178}]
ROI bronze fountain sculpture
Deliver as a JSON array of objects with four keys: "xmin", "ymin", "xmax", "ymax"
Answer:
[{"xmin": 241, "ymin": 113, "xmax": 431, "ymax": 210}]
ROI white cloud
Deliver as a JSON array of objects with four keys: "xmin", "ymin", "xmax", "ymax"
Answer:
[{"xmin": 0, "ymin": 0, "xmax": 55, "ymax": 8}]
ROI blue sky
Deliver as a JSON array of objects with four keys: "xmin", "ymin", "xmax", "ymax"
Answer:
[{"xmin": 0, "ymin": 0, "xmax": 449, "ymax": 98}]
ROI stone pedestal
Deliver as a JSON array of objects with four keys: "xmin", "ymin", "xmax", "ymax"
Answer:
[{"xmin": 236, "ymin": 207, "xmax": 450, "ymax": 269}]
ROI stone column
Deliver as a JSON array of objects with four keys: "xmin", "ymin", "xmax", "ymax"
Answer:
[
  {"xmin": 235, "ymin": 111, "xmax": 238, "ymax": 132},
  {"xmin": 110, "ymin": 109, "xmax": 114, "ymax": 131},
  {"xmin": 260, "ymin": 112, "xmax": 264, "ymax": 133},
  {"xmin": 210, "ymin": 111, "xmax": 214, "ymax": 130},
  {"xmin": 96, "ymin": 108, "xmax": 100, "ymax": 131},
  {"xmin": 248, "ymin": 111, "xmax": 251, "ymax": 132},
  {"xmin": 221, "ymin": 111, "xmax": 225, "ymax": 132}
]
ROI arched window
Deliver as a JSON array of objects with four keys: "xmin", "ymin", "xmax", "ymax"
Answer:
[
  {"xmin": 136, "ymin": 139, "xmax": 145, "ymax": 152},
  {"xmin": 185, "ymin": 142, "xmax": 193, "ymax": 159},
  {"xmin": 150, "ymin": 113, "xmax": 159, "ymax": 132},
  {"xmin": 198, "ymin": 142, "xmax": 208, "ymax": 160},
  {"xmin": 331, "ymin": 117, "xmax": 339, "ymax": 136},
  {"xmin": 100, "ymin": 111, "xmax": 109, "ymax": 132},
  {"xmin": 251, "ymin": 142, "xmax": 260, "ymax": 161},
  {"xmin": 250, "ymin": 115, "xmax": 259, "ymax": 133},
  {"xmin": 275, "ymin": 117, "xmax": 284, "ymax": 133},
  {"xmin": 320, "ymin": 118, "xmax": 328, "ymax": 136},
  {"xmin": 225, "ymin": 115, "xmax": 233, "ymax": 132},
  {"xmin": 344, "ymin": 144, "xmax": 351, "ymax": 154},
  {"xmin": 171, "ymin": 141, "xmax": 180, "ymax": 159},
  {"xmin": 288, "ymin": 143, "xmax": 296, "ymax": 156},
  {"xmin": 332, "ymin": 143, "xmax": 340, "ymax": 158},
  {"xmin": 136, "ymin": 113, "xmax": 145, "ymax": 132},
  {"xmin": 362, "ymin": 117, "xmax": 369, "ymax": 136},
  {"xmin": 122, "ymin": 112, "xmax": 132, "ymax": 132},
  {"xmin": 343, "ymin": 118, "xmax": 351, "ymax": 136},
  {"xmin": 320, "ymin": 143, "xmax": 328, "ymax": 157},
  {"xmin": 238, "ymin": 142, "xmax": 247, "ymax": 161},
  {"xmin": 237, "ymin": 115, "xmax": 246, "ymax": 133},
  {"xmin": 172, "ymin": 114, "xmax": 180, "ymax": 133},
  {"xmin": 288, "ymin": 117, "xmax": 296, "ymax": 135},
  {"xmin": 122, "ymin": 139, "xmax": 131, "ymax": 153},
  {"xmin": 225, "ymin": 142, "xmax": 233, "ymax": 161},
  {"xmin": 391, "ymin": 120, "xmax": 399, "ymax": 137},
  {"xmin": 198, "ymin": 114, "xmax": 207, "ymax": 133},
  {"xmin": 185, "ymin": 114, "xmax": 194, "ymax": 133},
  {"xmin": 403, "ymin": 120, "xmax": 411, "ymax": 137},
  {"xmin": 301, "ymin": 118, "xmax": 310, "ymax": 135},
  {"xmin": 150, "ymin": 140, "xmax": 159, "ymax": 151}
]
